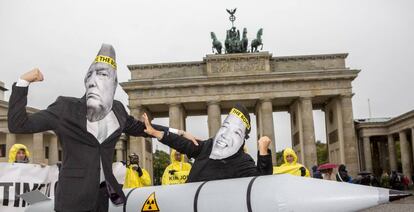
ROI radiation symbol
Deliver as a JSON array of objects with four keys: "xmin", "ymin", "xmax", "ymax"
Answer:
[{"xmin": 141, "ymin": 192, "xmax": 160, "ymax": 212}]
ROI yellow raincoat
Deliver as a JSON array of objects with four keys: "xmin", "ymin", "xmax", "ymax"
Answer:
[
  {"xmin": 161, "ymin": 149, "xmax": 192, "ymax": 185},
  {"xmin": 273, "ymin": 148, "xmax": 310, "ymax": 177},
  {"xmin": 8, "ymin": 144, "xmax": 30, "ymax": 163},
  {"xmin": 123, "ymin": 165, "xmax": 151, "ymax": 189}
]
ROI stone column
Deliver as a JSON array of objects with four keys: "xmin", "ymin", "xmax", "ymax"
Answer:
[
  {"xmin": 32, "ymin": 133, "xmax": 44, "ymax": 163},
  {"xmin": 340, "ymin": 94, "xmax": 359, "ymax": 176},
  {"xmin": 387, "ymin": 134, "xmax": 398, "ymax": 172},
  {"xmin": 378, "ymin": 141, "xmax": 389, "ymax": 172},
  {"xmin": 49, "ymin": 136, "xmax": 59, "ymax": 165},
  {"xmin": 169, "ymin": 103, "xmax": 185, "ymax": 130},
  {"xmin": 363, "ymin": 136, "xmax": 373, "ymax": 172},
  {"xmin": 115, "ymin": 139, "xmax": 124, "ymax": 162},
  {"xmin": 169, "ymin": 103, "xmax": 188, "ymax": 164},
  {"xmin": 258, "ymin": 99, "xmax": 276, "ymax": 165},
  {"xmin": 324, "ymin": 98, "xmax": 345, "ymax": 165},
  {"xmin": 207, "ymin": 101, "xmax": 221, "ymax": 137},
  {"xmin": 300, "ymin": 97, "xmax": 317, "ymax": 168},
  {"xmin": 180, "ymin": 108, "xmax": 186, "ymax": 131},
  {"xmin": 129, "ymin": 107, "xmax": 143, "ymax": 159},
  {"xmin": 5, "ymin": 133, "xmax": 16, "ymax": 159},
  {"xmin": 255, "ymin": 102, "xmax": 263, "ymax": 140},
  {"xmin": 399, "ymin": 131, "xmax": 412, "ymax": 183},
  {"xmin": 129, "ymin": 106, "xmax": 153, "ymax": 181},
  {"xmin": 412, "ymin": 128, "xmax": 414, "ymax": 168},
  {"xmin": 129, "ymin": 107, "xmax": 151, "ymax": 166}
]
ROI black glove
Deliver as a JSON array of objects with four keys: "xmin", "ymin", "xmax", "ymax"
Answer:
[
  {"xmin": 300, "ymin": 167, "xmax": 306, "ymax": 177},
  {"xmin": 168, "ymin": 169, "xmax": 177, "ymax": 175},
  {"xmin": 136, "ymin": 167, "xmax": 143, "ymax": 177}
]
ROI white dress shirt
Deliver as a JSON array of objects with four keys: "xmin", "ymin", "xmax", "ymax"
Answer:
[
  {"xmin": 87, "ymin": 111, "xmax": 119, "ymax": 182},
  {"xmin": 17, "ymin": 78, "xmax": 120, "ymax": 183}
]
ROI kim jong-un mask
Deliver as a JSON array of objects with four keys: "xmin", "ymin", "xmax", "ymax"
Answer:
[{"xmin": 209, "ymin": 104, "xmax": 251, "ymax": 160}]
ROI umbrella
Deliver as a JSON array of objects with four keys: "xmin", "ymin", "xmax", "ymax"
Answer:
[{"xmin": 318, "ymin": 163, "xmax": 337, "ymax": 170}]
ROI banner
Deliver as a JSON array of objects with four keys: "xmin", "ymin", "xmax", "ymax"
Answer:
[
  {"xmin": 0, "ymin": 162, "xmax": 127, "ymax": 212},
  {"xmin": 0, "ymin": 163, "xmax": 59, "ymax": 212}
]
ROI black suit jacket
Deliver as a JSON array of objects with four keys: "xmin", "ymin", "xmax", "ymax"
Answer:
[
  {"xmin": 7, "ymin": 84, "xmax": 160, "ymax": 211},
  {"xmin": 159, "ymin": 132, "xmax": 273, "ymax": 182}
]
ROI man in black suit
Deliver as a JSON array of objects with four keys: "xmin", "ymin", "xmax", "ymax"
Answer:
[
  {"xmin": 143, "ymin": 103, "xmax": 273, "ymax": 182},
  {"xmin": 7, "ymin": 44, "xmax": 181, "ymax": 212}
]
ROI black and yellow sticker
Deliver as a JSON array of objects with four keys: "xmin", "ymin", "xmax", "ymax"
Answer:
[{"xmin": 141, "ymin": 192, "xmax": 160, "ymax": 212}]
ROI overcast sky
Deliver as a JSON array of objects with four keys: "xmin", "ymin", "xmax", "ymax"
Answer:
[{"xmin": 1, "ymin": 0, "xmax": 413, "ymax": 159}]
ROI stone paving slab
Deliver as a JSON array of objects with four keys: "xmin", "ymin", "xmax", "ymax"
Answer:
[{"xmin": 362, "ymin": 191, "xmax": 414, "ymax": 212}]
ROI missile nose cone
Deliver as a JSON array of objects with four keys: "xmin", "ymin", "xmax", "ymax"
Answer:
[{"xmin": 389, "ymin": 189, "xmax": 412, "ymax": 202}]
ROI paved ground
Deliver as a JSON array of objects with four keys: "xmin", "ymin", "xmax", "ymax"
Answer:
[{"xmin": 362, "ymin": 191, "xmax": 414, "ymax": 212}]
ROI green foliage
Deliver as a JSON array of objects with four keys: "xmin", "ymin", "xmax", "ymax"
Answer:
[
  {"xmin": 275, "ymin": 151, "xmax": 284, "ymax": 166},
  {"xmin": 316, "ymin": 140, "xmax": 328, "ymax": 165},
  {"xmin": 153, "ymin": 150, "xmax": 170, "ymax": 185}
]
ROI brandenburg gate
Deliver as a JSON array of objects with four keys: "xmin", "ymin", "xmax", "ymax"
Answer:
[
  {"xmin": 121, "ymin": 51, "xmax": 361, "ymax": 176},
  {"xmin": 120, "ymin": 9, "xmax": 361, "ymax": 177}
]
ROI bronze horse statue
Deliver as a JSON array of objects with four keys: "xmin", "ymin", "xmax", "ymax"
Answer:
[
  {"xmin": 251, "ymin": 28, "xmax": 263, "ymax": 52},
  {"xmin": 210, "ymin": 32, "xmax": 222, "ymax": 54}
]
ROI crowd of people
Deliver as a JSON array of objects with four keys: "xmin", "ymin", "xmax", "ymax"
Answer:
[{"xmin": 10, "ymin": 139, "xmax": 412, "ymax": 192}]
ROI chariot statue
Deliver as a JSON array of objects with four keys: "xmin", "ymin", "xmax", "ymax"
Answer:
[{"xmin": 210, "ymin": 8, "xmax": 263, "ymax": 54}]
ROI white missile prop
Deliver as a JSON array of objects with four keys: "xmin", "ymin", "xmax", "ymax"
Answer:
[{"xmin": 24, "ymin": 174, "xmax": 411, "ymax": 212}]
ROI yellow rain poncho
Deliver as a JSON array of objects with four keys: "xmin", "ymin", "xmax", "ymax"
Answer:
[
  {"xmin": 123, "ymin": 165, "xmax": 151, "ymax": 189},
  {"xmin": 8, "ymin": 143, "xmax": 30, "ymax": 163},
  {"xmin": 161, "ymin": 149, "xmax": 192, "ymax": 185},
  {"xmin": 273, "ymin": 148, "xmax": 310, "ymax": 177}
]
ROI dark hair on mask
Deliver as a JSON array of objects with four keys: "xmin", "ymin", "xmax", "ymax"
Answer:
[{"xmin": 232, "ymin": 103, "xmax": 251, "ymax": 139}]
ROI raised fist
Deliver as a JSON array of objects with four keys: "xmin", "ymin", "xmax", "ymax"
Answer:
[
  {"xmin": 20, "ymin": 68, "xmax": 44, "ymax": 83},
  {"xmin": 258, "ymin": 136, "xmax": 272, "ymax": 155}
]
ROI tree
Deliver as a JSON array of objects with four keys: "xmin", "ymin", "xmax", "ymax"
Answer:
[
  {"xmin": 275, "ymin": 150, "xmax": 284, "ymax": 166},
  {"xmin": 316, "ymin": 140, "xmax": 328, "ymax": 165},
  {"xmin": 152, "ymin": 150, "xmax": 170, "ymax": 185}
]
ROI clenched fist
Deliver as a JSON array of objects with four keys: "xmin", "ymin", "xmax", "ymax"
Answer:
[
  {"xmin": 20, "ymin": 68, "xmax": 44, "ymax": 83},
  {"xmin": 258, "ymin": 136, "xmax": 272, "ymax": 155}
]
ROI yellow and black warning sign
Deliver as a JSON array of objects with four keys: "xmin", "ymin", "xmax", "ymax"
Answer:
[{"xmin": 141, "ymin": 192, "xmax": 160, "ymax": 212}]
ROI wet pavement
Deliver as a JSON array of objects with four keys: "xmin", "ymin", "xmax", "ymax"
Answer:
[{"xmin": 362, "ymin": 191, "xmax": 414, "ymax": 212}]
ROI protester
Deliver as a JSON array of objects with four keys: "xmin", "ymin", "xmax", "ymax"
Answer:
[
  {"xmin": 162, "ymin": 149, "xmax": 192, "ymax": 185},
  {"xmin": 380, "ymin": 170, "xmax": 390, "ymax": 188},
  {"xmin": 321, "ymin": 168, "xmax": 335, "ymax": 181},
  {"xmin": 336, "ymin": 164, "xmax": 352, "ymax": 182},
  {"xmin": 353, "ymin": 171, "xmax": 380, "ymax": 186},
  {"xmin": 123, "ymin": 153, "xmax": 151, "ymax": 189},
  {"xmin": 390, "ymin": 171, "xmax": 404, "ymax": 190},
  {"xmin": 311, "ymin": 165, "xmax": 322, "ymax": 179},
  {"xmin": 8, "ymin": 143, "xmax": 30, "ymax": 163},
  {"xmin": 7, "ymin": 44, "xmax": 178, "ymax": 212},
  {"xmin": 273, "ymin": 148, "xmax": 310, "ymax": 177},
  {"xmin": 143, "ymin": 103, "xmax": 273, "ymax": 182},
  {"xmin": 402, "ymin": 175, "xmax": 410, "ymax": 190}
]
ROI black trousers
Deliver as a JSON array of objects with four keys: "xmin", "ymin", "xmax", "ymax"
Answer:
[
  {"xmin": 93, "ymin": 182, "xmax": 109, "ymax": 212},
  {"xmin": 56, "ymin": 182, "xmax": 109, "ymax": 212}
]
